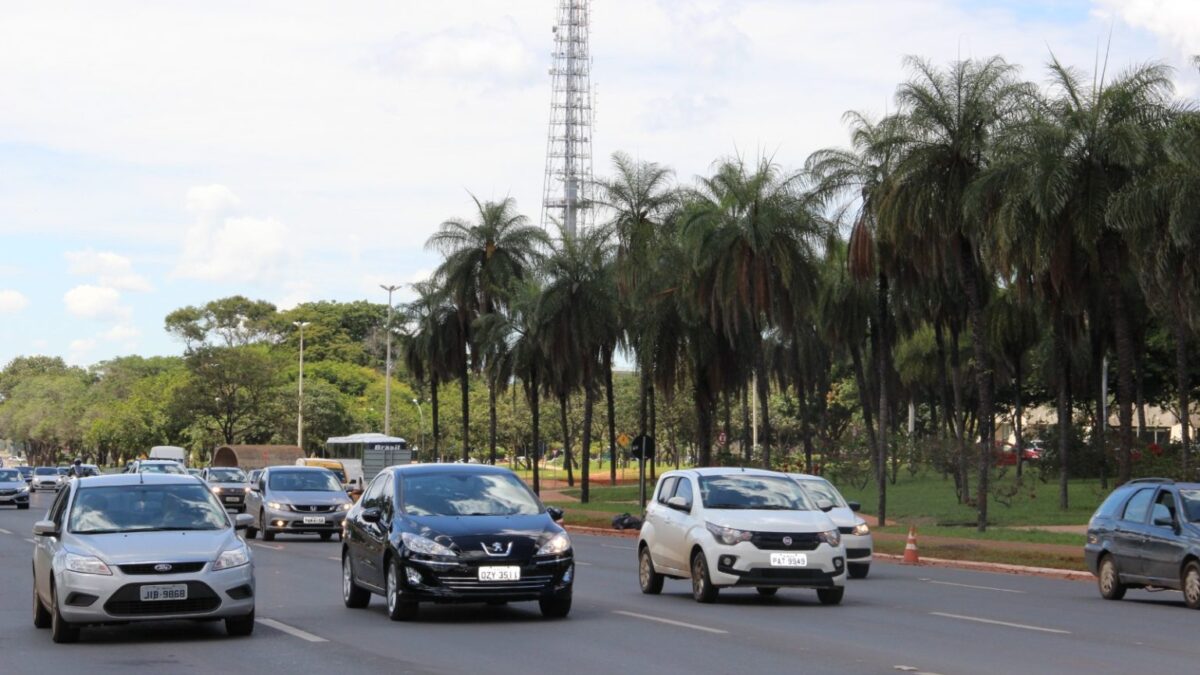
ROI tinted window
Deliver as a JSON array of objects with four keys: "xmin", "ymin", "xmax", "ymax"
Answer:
[
  {"xmin": 401, "ymin": 472, "xmax": 542, "ymax": 517},
  {"xmin": 656, "ymin": 477, "xmax": 678, "ymax": 505},
  {"xmin": 140, "ymin": 462, "xmax": 185, "ymax": 474},
  {"xmin": 361, "ymin": 474, "xmax": 387, "ymax": 508},
  {"xmin": 0, "ymin": 469, "xmax": 20, "ymax": 482},
  {"xmin": 1094, "ymin": 486, "xmax": 1137, "ymax": 520},
  {"xmin": 207, "ymin": 468, "xmax": 247, "ymax": 483},
  {"xmin": 1154, "ymin": 490, "xmax": 1179, "ymax": 524},
  {"xmin": 799, "ymin": 479, "xmax": 847, "ymax": 508},
  {"xmin": 49, "ymin": 487, "xmax": 71, "ymax": 526},
  {"xmin": 1121, "ymin": 488, "xmax": 1154, "ymax": 523},
  {"xmin": 698, "ymin": 475, "xmax": 812, "ymax": 511},
  {"xmin": 672, "ymin": 478, "xmax": 694, "ymax": 510},
  {"xmin": 34, "ymin": 467, "xmax": 56, "ymax": 476},
  {"xmin": 1180, "ymin": 490, "xmax": 1200, "ymax": 522},
  {"xmin": 68, "ymin": 484, "xmax": 228, "ymax": 534},
  {"xmin": 268, "ymin": 470, "xmax": 342, "ymax": 492}
]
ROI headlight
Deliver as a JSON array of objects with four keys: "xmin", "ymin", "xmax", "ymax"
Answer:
[
  {"xmin": 705, "ymin": 521, "xmax": 752, "ymax": 546},
  {"xmin": 402, "ymin": 532, "xmax": 457, "ymax": 557},
  {"xmin": 267, "ymin": 501, "xmax": 285, "ymax": 510},
  {"xmin": 64, "ymin": 553, "xmax": 112, "ymax": 576},
  {"xmin": 817, "ymin": 529, "xmax": 842, "ymax": 547},
  {"xmin": 339, "ymin": 502, "xmax": 353, "ymax": 511},
  {"xmin": 213, "ymin": 544, "xmax": 251, "ymax": 571},
  {"xmin": 852, "ymin": 522, "xmax": 870, "ymax": 537},
  {"xmin": 212, "ymin": 486, "xmax": 223, "ymax": 493},
  {"xmin": 537, "ymin": 532, "xmax": 572, "ymax": 556}
]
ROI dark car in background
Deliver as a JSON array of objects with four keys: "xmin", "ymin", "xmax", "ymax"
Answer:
[
  {"xmin": 341, "ymin": 464, "xmax": 573, "ymax": 621},
  {"xmin": 17, "ymin": 466, "xmax": 34, "ymax": 484},
  {"xmin": 1086, "ymin": 478, "xmax": 1200, "ymax": 609}
]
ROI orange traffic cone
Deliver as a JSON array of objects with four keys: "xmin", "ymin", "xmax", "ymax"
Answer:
[{"xmin": 902, "ymin": 525, "xmax": 920, "ymax": 565}]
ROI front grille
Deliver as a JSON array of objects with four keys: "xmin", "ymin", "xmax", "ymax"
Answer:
[
  {"xmin": 285, "ymin": 520, "xmax": 338, "ymax": 528},
  {"xmin": 289, "ymin": 504, "xmax": 337, "ymax": 513},
  {"xmin": 846, "ymin": 547, "xmax": 871, "ymax": 559},
  {"xmin": 436, "ymin": 573, "xmax": 554, "ymax": 594},
  {"xmin": 119, "ymin": 562, "xmax": 207, "ymax": 575},
  {"xmin": 0, "ymin": 489, "xmax": 16, "ymax": 496},
  {"xmin": 838, "ymin": 526, "xmax": 855, "ymax": 535},
  {"xmin": 103, "ymin": 581, "xmax": 221, "ymax": 616},
  {"xmin": 751, "ymin": 532, "xmax": 821, "ymax": 551}
]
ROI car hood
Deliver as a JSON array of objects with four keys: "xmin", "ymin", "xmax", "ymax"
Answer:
[
  {"xmin": 822, "ymin": 507, "xmax": 861, "ymax": 528},
  {"xmin": 65, "ymin": 529, "xmax": 241, "ymax": 565},
  {"xmin": 269, "ymin": 490, "xmax": 349, "ymax": 505},
  {"xmin": 404, "ymin": 513, "xmax": 561, "ymax": 560},
  {"xmin": 0, "ymin": 480, "xmax": 26, "ymax": 489},
  {"xmin": 33, "ymin": 475, "xmax": 59, "ymax": 481},
  {"xmin": 210, "ymin": 482, "xmax": 249, "ymax": 490},
  {"xmin": 705, "ymin": 509, "xmax": 836, "ymax": 533}
]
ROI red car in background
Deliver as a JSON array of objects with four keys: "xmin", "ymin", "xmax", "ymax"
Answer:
[{"xmin": 996, "ymin": 440, "xmax": 1043, "ymax": 467}]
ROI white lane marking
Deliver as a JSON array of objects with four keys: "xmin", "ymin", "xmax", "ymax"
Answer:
[
  {"xmin": 921, "ymin": 579, "xmax": 1025, "ymax": 594},
  {"xmin": 24, "ymin": 538, "xmax": 35, "ymax": 544},
  {"xmin": 257, "ymin": 618, "xmax": 328, "ymax": 642},
  {"xmin": 251, "ymin": 542, "xmax": 284, "ymax": 550},
  {"xmin": 894, "ymin": 667, "xmax": 944, "ymax": 675},
  {"xmin": 575, "ymin": 561, "xmax": 593, "ymax": 566},
  {"xmin": 0, "ymin": 527, "xmax": 13, "ymax": 535},
  {"xmin": 613, "ymin": 610, "xmax": 728, "ymax": 634},
  {"xmin": 930, "ymin": 612, "xmax": 1071, "ymax": 635},
  {"xmin": 328, "ymin": 556, "xmax": 341, "ymax": 561},
  {"xmin": 600, "ymin": 543, "xmax": 635, "ymax": 550}
]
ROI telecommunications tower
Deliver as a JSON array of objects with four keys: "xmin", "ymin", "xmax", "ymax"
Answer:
[{"xmin": 540, "ymin": 0, "xmax": 594, "ymax": 238}]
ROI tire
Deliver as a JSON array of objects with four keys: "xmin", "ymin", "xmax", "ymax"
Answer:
[
  {"xmin": 817, "ymin": 586, "xmax": 845, "ymax": 606},
  {"xmin": 385, "ymin": 560, "xmax": 418, "ymax": 621},
  {"xmin": 50, "ymin": 583, "xmax": 79, "ymax": 643},
  {"xmin": 690, "ymin": 551, "xmax": 719, "ymax": 604},
  {"xmin": 638, "ymin": 546, "xmax": 663, "ymax": 595},
  {"xmin": 539, "ymin": 593, "xmax": 572, "ymax": 618},
  {"xmin": 1182, "ymin": 561, "xmax": 1200, "ymax": 610},
  {"xmin": 33, "ymin": 577, "xmax": 50, "ymax": 629},
  {"xmin": 262, "ymin": 526, "xmax": 276, "ymax": 542},
  {"xmin": 756, "ymin": 587, "xmax": 778, "ymax": 597},
  {"xmin": 848, "ymin": 563, "xmax": 870, "ymax": 579},
  {"xmin": 342, "ymin": 554, "xmax": 370, "ymax": 609},
  {"xmin": 320, "ymin": 532, "xmax": 333, "ymax": 542},
  {"xmin": 244, "ymin": 526, "xmax": 257, "ymax": 540},
  {"xmin": 1098, "ymin": 555, "xmax": 1126, "ymax": 601},
  {"xmin": 18, "ymin": 503, "xmax": 29, "ymax": 510},
  {"xmin": 225, "ymin": 609, "xmax": 255, "ymax": 637}
]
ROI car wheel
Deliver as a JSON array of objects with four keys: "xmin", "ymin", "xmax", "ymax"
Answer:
[
  {"xmin": 342, "ymin": 553, "xmax": 370, "ymax": 609},
  {"xmin": 225, "ymin": 608, "xmax": 255, "ymax": 637},
  {"xmin": 848, "ymin": 563, "xmax": 870, "ymax": 579},
  {"xmin": 385, "ymin": 560, "xmax": 418, "ymax": 621},
  {"xmin": 690, "ymin": 551, "xmax": 719, "ymax": 604},
  {"xmin": 1183, "ymin": 561, "xmax": 1200, "ymax": 610},
  {"xmin": 539, "ymin": 593, "xmax": 572, "ymax": 618},
  {"xmin": 320, "ymin": 532, "xmax": 333, "ymax": 542},
  {"xmin": 756, "ymin": 587, "xmax": 778, "ymax": 597},
  {"xmin": 638, "ymin": 546, "xmax": 664, "ymax": 595},
  {"xmin": 49, "ymin": 583, "xmax": 79, "ymax": 643},
  {"xmin": 18, "ymin": 503, "xmax": 29, "ymax": 510},
  {"xmin": 261, "ymin": 511, "xmax": 276, "ymax": 542},
  {"xmin": 817, "ymin": 587, "xmax": 845, "ymax": 606},
  {"xmin": 33, "ymin": 576, "xmax": 50, "ymax": 629},
  {"xmin": 1098, "ymin": 555, "xmax": 1126, "ymax": 601}
]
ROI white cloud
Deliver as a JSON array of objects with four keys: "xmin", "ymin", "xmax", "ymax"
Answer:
[
  {"xmin": 186, "ymin": 184, "xmax": 242, "ymax": 218},
  {"xmin": 1095, "ymin": 0, "xmax": 1200, "ymax": 56},
  {"xmin": 0, "ymin": 289, "xmax": 29, "ymax": 313},
  {"xmin": 65, "ymin": 249, "xmax": 152, "ymax": 292},
  {"xmin": 175, "ymin": 186, "xmax": 290, "ymax": 283},
  {"xmin": 63, "ymin": 285, "xmax": 130, "ymax": 321}
]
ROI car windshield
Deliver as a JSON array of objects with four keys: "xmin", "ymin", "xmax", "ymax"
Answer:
[
  {"xmin": 69, "ymin": 484, "xmax": 229, "ymax": 534},
  {"xmin": 207, "ymin": 468, "xmax": 247, "ymax": 483},
  {"xmin": 699, "ymin": 475, "xmax": 812, "ymax": 510},
  {"xmin": 57, "ymin": 468, "xmax": 69, "ymax": 475},
  {"xmin": 798, "ymin": 479, "xmax": 848, "ymax": 508},
  {"xmin": 401, "ymin": 472, "xmax": 542, "ymax": 517},
  {"xmin": 34, "ymin": 467, "xmax": 56, "ymax": 476},
  {"xmin": 1179, "ymin": 490, "xmax": 1200, "ymax": 522},
  {"xmin": 0, "ymin": 469, "xmax": 20, "ymax": 482},
  {"xmin": 268, "ymin": 470, "xmax": 341, "ymax": 492},
  {"xmin": 140, "ymin": 463, "xmax": 184, "ymax": 474}
]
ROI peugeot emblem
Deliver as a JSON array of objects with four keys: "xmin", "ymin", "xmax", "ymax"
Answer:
[
  {"xmin": 491, "ymin": 543, "xmax": 504, "ymax": 552},
  {"xmin": 154, "ymin": 563, "xmax": 173, "ymax": 572},
  {"xmin": 782, "ymin": 536, "xmax": 793, "ymax": 547}
]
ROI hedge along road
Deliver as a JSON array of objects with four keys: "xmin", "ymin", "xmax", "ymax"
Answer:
[{"xmin": 0, "ymin": 491, "xmax": 1196, "ymax": 675}]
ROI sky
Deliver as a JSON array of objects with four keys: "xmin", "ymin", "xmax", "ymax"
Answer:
[{"xmin": 1, "ymin": 0, "xmax": 1198, "ymax": 367}]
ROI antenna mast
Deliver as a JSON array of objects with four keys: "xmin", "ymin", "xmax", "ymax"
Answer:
[{"xmin": 540, "ymin": 0, "xmax": 595, "ymax": 238}]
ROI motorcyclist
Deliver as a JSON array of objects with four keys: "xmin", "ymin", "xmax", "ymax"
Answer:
[{"xmin": 69, "ymin": 458, "xmax": 84, "ymax": 478}]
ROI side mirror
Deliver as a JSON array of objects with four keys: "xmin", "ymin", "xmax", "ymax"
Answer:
[
  {"xmin": 234, "ymin": 513, "xmax": 254, "ymax": 531},
  {"xmin": 667, "ymin": 496, "xmax": 690, "ymax": 511},
  {"xmin": 817, "ymin": 498, "xmax": 834, "ymax": 512},
  {"xmin": 360, "ymin": 507, "xmax": 381, "ymax": 524},
  {"xmin": 847, "ymin": 501, "xmax": 861, "ymax": 513},
  {"xmin": 546, "ymin": 506, "xmax": 565, "ymax": 522},
  {"xmin": 33, "ymin": 520, "xmax": 58, "ymax": 537}
]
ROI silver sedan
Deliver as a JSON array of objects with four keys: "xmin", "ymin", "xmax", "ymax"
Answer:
[{"xmin": 31, "ymin": 473, "xmax": 256, "ymax": 643}]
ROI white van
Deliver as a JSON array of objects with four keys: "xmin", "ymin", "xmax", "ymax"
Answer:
[{"xmin": 149, "ymin": 445, "xmax": 187, "ymax": 466}]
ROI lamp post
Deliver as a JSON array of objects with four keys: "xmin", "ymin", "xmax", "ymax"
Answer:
[
  {"xmin": 412, "ymin": 398, "xmax": 425, "ymax": 459},
  {"xmin": 294, "ymin": 321, "xmax": 310, "ymax": 450},
  {"xmin": 381, "ymin": 284, "xmax": 401, "ymax": 436}
]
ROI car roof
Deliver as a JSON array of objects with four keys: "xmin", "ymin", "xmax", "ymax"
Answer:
[
  {"xmin": 787, "ymin": 473, "xmax": 828, "ymax": 481},
  {"xmin": 265, "ymin": 465, "xmax": 334, "ymax": 472},
  {"xmin": 74, "ymin": 473, "xmax": 202, "ymax": 488},
  {"xmin": 666, "ymin": 467, "xmax": 791, "ymax": 479},
  {"xmin": 390, "ymin": 463, "xmax": 516, "ymax": 476}
]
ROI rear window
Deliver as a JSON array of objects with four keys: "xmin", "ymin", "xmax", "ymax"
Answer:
[
  {"xmin": 1093, "ymin": 486, "xmax": 1138, "ymax": 520},
  {"xmin": 1120, "ymin": 488, "xmax": 1155, "ymax": 523}
]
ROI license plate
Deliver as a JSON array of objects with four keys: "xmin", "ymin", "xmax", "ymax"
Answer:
[
  {"xmin": 770, "ymin": 553, "xmax": 808, "ymax": 567},
  {"xmin": 223, "ymin": 496, "xmax": 239, "ymax": 503},
  {"xmin": 302, "ymin": 516, "xmax": 326, "ymax": 524},
  {"xmin": 478, "ymin": 566, "xmax": 521, "ymax": 581},
  {"xmin": 140, "ymin": 584, "xmax": 188, "ymax": 602}
]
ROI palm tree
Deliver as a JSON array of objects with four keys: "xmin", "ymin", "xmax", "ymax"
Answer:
[
  {"xmin": 400, "ymin": 281, "xmax": 462, "ymax": 461},
  {"xmin": 427, "ymin": 195, "xmax": 547, "ymax": 462},
  {"xmin": 986, "ymin": 289, "xmax": 1040, "ymax": 477}
]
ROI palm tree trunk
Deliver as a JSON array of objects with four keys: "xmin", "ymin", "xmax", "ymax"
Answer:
[
  {"xmin": 649, "ymin": 383, "xmax": 657, "ymax": 481},
  {"xmin": 850, "ymin": 344, "xmax": 878, "ymax": 459},
  {"xmin": 949, "ymin": 321, "xmax": 969, "ymax": 503},
  {"xmin": 431, "ymin": 374, "xmax": 441, "ymax": 461},
  {"xmin": 694, "ymin": 372, "xmax": 714, "ymax": 467},
  {"xmin": 459, "ymin": 349, "xmax": 470, "ymax": 463},
  {"xmin": 756, "ymin": 353, "xmax": 772, "ymax": 469},
  {"xmin": 488, "ymin": 382, "xmax": 498, "ymax": 465},
  {"xmin": 1174, "ymin": 292, "xmax": 1191, "ymax": 477},
  {"xmin": 530, "ymin": 366, "xmax": 540, "ymax": 494},
  {"xmin": 722, "ymin": 390, "xmax": 733, "ymax": 455},
  {"xmin": 558, "ymin": 392, "xmax": 574, "ymax": 487},
  {"xmin": 638, "ymin": 366, "xmax": 649, "ymax": 436},
  {"xmin": 605, "ymin": 350, "xmax": 617, "ymax": 486},
  {"xmin": 1090, "ymin": 318, "xmax": 1107, "ymax": 491},
  {"xmin": 1014, "ymin": 358, "xmax": 1024, "ymax": 479},
  {"xmin": 876, "ymin": 271, "xmax": 890, "ymax": 528},
  {"xmin": 1103, "ymin": 240, "xmax": 1136, "ymax": 485},
  {"xmin": 1055, "ymin": 312, "xmax": 1072, "ymax": 510},
  {"xmin": 959, "ymin": 237, "xmax": 993, "ymax": 533},
  {"xmin": 740, "ymin": 385, "xmax": 752, "ymax": 462},
  {"xmin": 581, "ymin": 386, "xmax": 595, "ymax": 504}
]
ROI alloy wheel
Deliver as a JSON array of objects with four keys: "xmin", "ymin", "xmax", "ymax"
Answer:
[{"xmin": 386, "ymin": 564, "xmax": 397, "ymax": 615}]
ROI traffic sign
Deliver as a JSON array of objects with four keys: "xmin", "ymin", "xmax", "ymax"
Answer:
[
  {"xmin": 617, "ymin": 433, "xmax": 630, "ymax": 449},
  {"xmin": 630, "ymin": 434, "xmax": 655, "ymax": 460}
]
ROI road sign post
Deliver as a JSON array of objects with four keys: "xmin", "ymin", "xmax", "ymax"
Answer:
[{"xmin": 632, "ymin": 434, "xmax": 655, "ymax": 510}]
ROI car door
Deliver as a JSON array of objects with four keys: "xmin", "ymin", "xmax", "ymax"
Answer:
[
  {"xmin": 1113, "ymin": 487, "xmax": 1155, "ymax": 580},
  {"xmin": 246, "ymin": 471, "xmax": 266, "ymax": 525},
  {"xmin": 658, "ymin": 476, "xmax": 696, "ymax": 574},
  {"xmin": 1142, "ymin": 488, "xmax": 1187, "ymax": 586},
  {"xmin": 353, "ymin": 473, "xmax": 389, "ymax": 590},
  {"xmin": 644, "ymin": 476, "xmax": 678, "ymax": 572},
  {"xmin": 34, "ymin": 484, "xmax": 72, "ymax": 605}
]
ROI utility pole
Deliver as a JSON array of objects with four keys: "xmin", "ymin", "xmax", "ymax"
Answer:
[
  {"xmin": 412, "ymin": 398, "xmax": 425, "ymax": 458},
  {"xmin": 293, "ymin": 321, "xmax": 310, "ymax": 450},
  {"xmin": 381, "ymin": 284, "xmax": 401, "ymax": 436},
  {"xmin": 541, "ymin": 0, "xmax": 595, "ymax": 238}
]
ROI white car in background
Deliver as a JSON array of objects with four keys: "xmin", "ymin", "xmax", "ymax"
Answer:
[
  {"xmin": 789, "ymin": 474, "xmax": 873, "ymax": 579},
  {"xmin": 32, "ymin": 467, "xmax": 64, "ymax": 492},
  {"xmin": 638, "ymin": 467, "xmax": 847, "ymax": 604}
]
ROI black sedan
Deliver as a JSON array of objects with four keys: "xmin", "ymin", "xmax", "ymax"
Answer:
[{"xmin": 341, "ymin": 464, "xmax": 573, "ymax": 620}]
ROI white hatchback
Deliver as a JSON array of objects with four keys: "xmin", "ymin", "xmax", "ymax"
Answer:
[
  {"xmin": 638, "ymin": 468, "xmax": 847, "ymax": 604},
  {"xmin": 789, "ymin": 474, "xmax": 873, "ymax": 578}
]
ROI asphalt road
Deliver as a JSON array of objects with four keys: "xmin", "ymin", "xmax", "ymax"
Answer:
[{"xmin": 2, "ymin": 490, "xmax": 1198, "ymax": 675}]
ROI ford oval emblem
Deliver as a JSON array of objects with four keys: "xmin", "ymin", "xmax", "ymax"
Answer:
[
  {"xmin": 154, "ymin": 563, "xmax": 173, "ymax": 572},
  {"xmin": 782, "ymin": 536, "xmax": 793, "ymax": 546}
]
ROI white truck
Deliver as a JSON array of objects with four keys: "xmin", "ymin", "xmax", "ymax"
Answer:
[{"xmin": 149, "ymin": 445, "xmax": 188, "ymax": 466}]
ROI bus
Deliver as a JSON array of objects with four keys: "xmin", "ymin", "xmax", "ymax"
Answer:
[{"xmin": 324, "ymin": 433, "xmax": 411, "ymax": 486}]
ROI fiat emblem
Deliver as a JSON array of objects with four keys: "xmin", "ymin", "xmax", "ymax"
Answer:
[{"xmin": 782, "ymin": 536, "xmax": 793, "ymax": 546}]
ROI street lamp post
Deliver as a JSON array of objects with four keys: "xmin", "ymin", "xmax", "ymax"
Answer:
[
  {"xmin": 381, "ymin": 284, "xmax": 401, "ymax": 436},
  {"xmin": 294, "ymin": 321, "xmax": 310, "ymax": 450},
  {"xmin": 412, "ymin": 398, "xmax": 425, "ymax": 459}
]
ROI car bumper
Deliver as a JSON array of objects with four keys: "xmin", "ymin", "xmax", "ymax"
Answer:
[
  {"xmin": 0, "ymin": 491, "xmax": 30, "ymax": 504},
  {"xmin": 842, "ymin": 533, "xmax": 873, "ymax": 563},
  {"xmin": 32, "ymin": 481, "xmax": 61, "ymax": 490},
  {"xmin": 397, "ymin": 552, "xmax": 575, "ymax": 604},
  {"xmin": 706, "ymin": 542, "xmax": 846, "ymax": 588},
  {"xmin": 54, "ymin": 563, "xmax": 255, "ymax": 625},
  {"xmin": 213, "ymin": 491, "xmax": 250, "ymax": 512},
  {"xmin": 263, "ymin": 507, "xmax": 347, "ymax": 533},
  {"xmin": 1083, "ymin": 544, "xmax": 1103, "ymax": 576}
]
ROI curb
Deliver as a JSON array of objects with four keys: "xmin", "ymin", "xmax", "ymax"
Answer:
[
  {"xmin": 874, "ymin": 552, "xmax": 1093, "ymax": 582},
  {"xmin": 565, "ymin": 524, "xmax": 640, "ymax": 539}
]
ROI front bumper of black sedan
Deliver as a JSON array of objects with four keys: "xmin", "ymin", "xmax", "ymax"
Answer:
[{"xmin": 397, "ymin": 552, "xmax": 574, "ymax": 604}]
